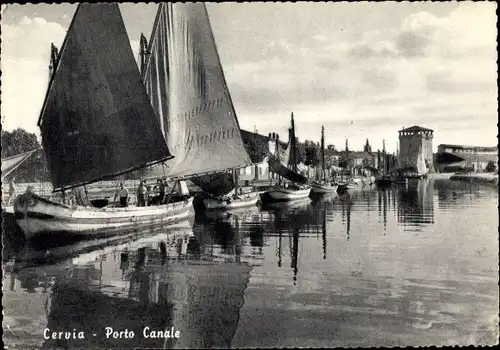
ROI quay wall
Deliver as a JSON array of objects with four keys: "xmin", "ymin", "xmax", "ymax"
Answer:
[
  {"xmin": 1, "ymin": 179, "xmax": 274, "ymax": 204},
  {"xmin": 449, "ymin": 173, "xmax": 498, "ymax": 185}
]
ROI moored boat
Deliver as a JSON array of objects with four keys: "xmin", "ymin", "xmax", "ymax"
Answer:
[
  {"xmin": 375, "ymin": 175, "xmax": 392, "ymax": 187},
  {"xmin": 311, "ymin": 181, "xmax": 338, "ymax": 194},
  {"xmin": 311, "ymin": 126, "xmax": 338, "ymax": 195},
  {"xmin": 203, "ymin": 191, "xmax": 260, "ymax": 210},
  {"xmin": 261, "ymin": 185, "xmax": 311, "ymax": 201},
  {"xmin": 260, "ymin": 113, "xmax": 311, "ymax": 202},
  {"xmin": 14, "ymin": 4, "xmax": 192, "ymax": 240},
  {"xmin": 140, "ymin": 3, "xmax": 256, "ymax": 212},
  {"xmin": 393, "ymin": 177, "xmax": 409, "ymax": 185},
  {"xmin": 14, "ymin": 192, "xmax": 193, "ymax": 240}
]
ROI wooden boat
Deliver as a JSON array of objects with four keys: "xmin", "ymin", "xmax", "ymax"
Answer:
[
  {"xmin": 375, "ymin": 142, "xmax": 393, "ymax": 187},
  {"xmin": 375, "ymin": 175, "xmax": 392, "ymax": 187},
  {"xmin": 15, "ymin": 193, "xmax": 193, "ymax": 240},
  {"xmin": 261, "ymin": 113, "xmax": 311, "ymax": 202},
  {"xmin": 393, "ymin": 178, "xmax": 408, "ymax": 185},
  {"xmin": 261, "ymin": 184, "xmax": 311, "ymax": 201},
  {"xmin": 336, "ymin": 179, "xmax": 357, "ymax": 192},
  {"xmin": 311, "ymin": 181, "xmax": 338, "ymax": 193},
  {"xmin": 140, "ymin": 3, "xmax": 257, "ymax": 212},
  {"xmin": 311, "ymin": 126, "xmax": 338, "ymax": 194},
  {"xmin": 203, "ymin": 191, "xmax": 260, "ymax": 210},
  {"xmin": 14, "ymin": 4, "xmax": 193, "ymax": 240}
]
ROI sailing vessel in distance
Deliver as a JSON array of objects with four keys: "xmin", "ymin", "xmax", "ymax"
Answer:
[
  {"xmin": 14, "ymin": 4, "xmax": 194, "ymax": 240},
  {"xmin": 260, "ymin": 113, "xmax": 312, "ymax": 202},
  {"xmin": 375, "ymin": 141, "xmax": 394, "ymax": 187},
  {"xmin": 139, "ymin": 2, "xmax": 257, "ymax": 211},
  {"xmin": 311, "ymin": 126, "xmax": 338, "ymax": 194}
]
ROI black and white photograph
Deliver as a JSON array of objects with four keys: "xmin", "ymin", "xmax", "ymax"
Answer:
[{"xmin": 1, "ymin": 1, "xmax": 498, "ymax": 349}]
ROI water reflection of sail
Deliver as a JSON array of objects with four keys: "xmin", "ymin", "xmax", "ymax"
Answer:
[
  {"xmin": 397, "ymin": 180, "xmax": 434, "ymax": 228},
  {"xmin": 39, "ymin": 235, "xmax": 251, "ymax": 349}
]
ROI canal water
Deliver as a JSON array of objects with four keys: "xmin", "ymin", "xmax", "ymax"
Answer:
[{"xmin": 2, "ymin": 179, "xmax": 498, "ymax": 349}]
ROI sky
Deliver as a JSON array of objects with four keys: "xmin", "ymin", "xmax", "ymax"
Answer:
[{"xmin": 1, "ymin": 2, "xmax": 497, "ymax": 153}]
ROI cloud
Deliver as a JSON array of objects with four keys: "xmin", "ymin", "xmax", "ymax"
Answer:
[
  {"xmin": 425, "ymin": 71, "xmax": 497, "ymax": 95},
  {"xmin": 1, "ymin": 16, "xmax": 67, "ymax": 135},
  {"xmin": 221, "ymin": 2, "xmax": 496, "ymax": 151},
  {"xmin": 1, "ymin": 3, "xmax": 496, "ymax": 153}
]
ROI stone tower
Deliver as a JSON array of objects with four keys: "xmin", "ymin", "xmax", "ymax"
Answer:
[{"xmin": 398, "ymin": 126, "xmax": 434, "ymax": 172}]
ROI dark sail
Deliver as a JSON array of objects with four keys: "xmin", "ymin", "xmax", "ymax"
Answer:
[
  {"xmin": 38, "ymin": 4, "xmax": 172, "ymax": 191},
  {"xmin": 268, "ymin": 154, "xmax": 309, "ymax": 185},
  {"xmin": 142, "ymin": 3, "xmax": 252, "ymax": 179},
  {"xmin": 190, "ymin": 171, "xmax": 235, "ymax": 197}
]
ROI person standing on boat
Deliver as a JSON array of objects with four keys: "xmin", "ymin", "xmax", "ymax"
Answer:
[
  {"xmin": 136, "ymin": 181, "xmax": 146, "ymax": 207},
  {"xmin": 8, "ymin": 177, "xmax": 17, "ymax": 205},
  {"xmin": 25, "ymin": 185, "xmax": 34, "ymax": 195},
  {"xmin": 115, "ymin": 182, "xmax": 129, "ymax": 207},
  {"xmin": 158, "ymin": 178, "xmax": 166, "ymax": 204}
]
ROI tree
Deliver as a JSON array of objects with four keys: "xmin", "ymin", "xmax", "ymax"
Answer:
[
  {"xmin": 338, "ymin": 151, "xmax": 353, "ymax": 169},
  {"xmin": 485, "ymin": 160, "xmax": 497, "ymax": 172},
  {"xmin": 243, "ymin": 136, "xmax": 269, "ymax": 163},
  {"xmin": 362, "ymin": 156, "xmax": 373, "ymax": 167},
  {"xmin": 326, "ymin": 144, "xmax": 336, "ymax": 151},
  {"xmin": 303, "ymin": 140, "xmax": 319, "ymax": 166},
  {"xmin": 295, "ymin": 138, "xmax": 306, "ymax": 164},
  {"xmin": 1, "ymin": 128, "xmax": 41, "ymax": 158},
  {"xmin": 1, "ymin": 128, "xmax": 48, "ymax": 182}
]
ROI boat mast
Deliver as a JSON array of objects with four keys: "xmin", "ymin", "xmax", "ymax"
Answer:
[
  {"xmin": 290, "ymin": 113, "xmax": 297, "ymax": 173},
  {"xmin": 382, "ymin": 139, "xmax": 387, "ymax": 175},
  {"xmin": 276, "ymin": 134, "xmax": 282, "ymax": 186},
  {"xmin": 139, "ymin": 33, "xmax": 149, "ymax": 76},
  {"xmin": 321, "ymin": 125, "xmax": 325, "ymax": 182}
]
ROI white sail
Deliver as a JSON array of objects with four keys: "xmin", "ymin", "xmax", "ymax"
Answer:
[
  {"xmin": 1, "ymin": 150, "xmax": 36, "ymax": 180},
  {"xmin": 142, "ymin": 3, "xmax": 252, "ymax": 179},
  {"xmin": 416, "ymin": 145, "xmax": 428, "ymax": 175}
]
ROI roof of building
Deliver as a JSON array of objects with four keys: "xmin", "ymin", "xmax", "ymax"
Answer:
[
  {"xmin": 324, "ymin": 149, "xmax": 378, "ymax": 158},
  {"xmin": 398, "ymin": 125, "xmax": 434, "ymax": 133},
  {"xmin": 240, "ymin": 129, "xmax": 286, "ymax": 164},
  {"xmin": 438, "ymin": 144, "xmax": 497, "ymax": 153},
  {"xmin": 436, "ymin": 151, "xmax": 497, "ymax": 164}
]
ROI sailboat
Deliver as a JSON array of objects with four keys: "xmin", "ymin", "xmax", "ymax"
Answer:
[
  {"xmin": 138, "ymin": 3, "xmax": 256, "ymax": 211},
  {"xmin": 311, "ymin": 126, "xmax": 338, "ymax": 194},
  {"xmin": 375, "ymin": 140, "xmax": 394, "ymax": 187},
  {"xmin": 260, "ymin": 113, "xmax": 311, "ymax": 202},
  {"xmin": 1, "ymin": 149, "xmax": 37, "ymax": 181},
  {"xmin": 2, "ymin": 149, "xmax": 37, "ymax": 213},
  {"xmin": 13, "ymin": 4, "xmax": 193, "ymax": 240}
]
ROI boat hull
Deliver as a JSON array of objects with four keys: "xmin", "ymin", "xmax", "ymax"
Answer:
[
  {"xmin": 375, "ymin": 179, "xmax": 392, "ymax": 187},
  {"xmin": 337, "ymin": 183, "xmax": 351, "ymax": 192},
  {"xmin": 311, "ymin": 183, "xmax": 338, "ymax": 194},
  {"xmin": 203, "ymin": 192, "xmax": 260, "ymax": 210},
  {"xmin": 393, "ymin": 178, "xmax": 409, "ymax": 185},
  {"xmin": 260, "ymin": 187, "xmax": 311, "ymax": 202},
  {"xmin": 14, "ymin": 193, "xmax": 193, "ymax": 240}
]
